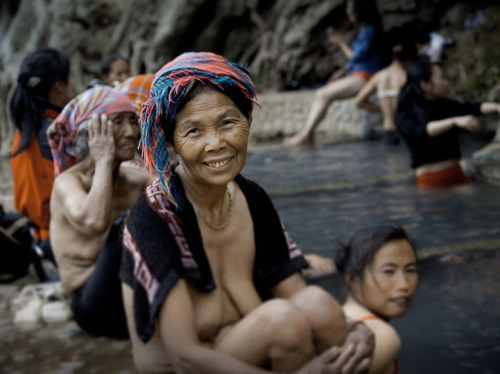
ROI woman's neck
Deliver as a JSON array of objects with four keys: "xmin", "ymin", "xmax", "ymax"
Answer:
[
  {"xmin": 176, "ymin": 163, "xmax": 229, "ymax": 213},
  {"xmin": 343, "ymin": 295, "xmax": 389, "ymax": 322}
]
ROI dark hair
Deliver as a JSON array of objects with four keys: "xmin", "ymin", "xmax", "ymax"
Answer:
[
  {"xmin": 101, "ymin": 55, "xmax": 129, "ymax": 77},
  {"xmin": 10, "ymin": 48, "xmax": 70, "ymax": 156},
  {"xmin": 351, "ymin": 0, "xmax": 383, "ymax": 30},
  {"xmin": 162, "ymin": 82, "xmax": 254, "ymax": 144},
  {"xmin": 388, "ymin": 22, "xmax": 430, "ymax": 63},
  {"xmin": 397, "ymin": 56, "xmax": 440, "ymax": 123},
  {"xmin": 350, "ymin": 0, "xmax": 386, "ymax": 65},
  {"xmin": 334, "ymin": 222, "xmax": 416, "ymax": 279}
]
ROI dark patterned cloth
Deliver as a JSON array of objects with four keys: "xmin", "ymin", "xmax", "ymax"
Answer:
[{"xmin": 120, "ymin": 173, "xmax": 308, "ymax": 343}]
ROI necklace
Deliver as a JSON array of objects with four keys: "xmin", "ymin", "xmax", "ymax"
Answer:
[{"xmin": 193, "ymin": 186, "xmax": 233, "ymax": 231}]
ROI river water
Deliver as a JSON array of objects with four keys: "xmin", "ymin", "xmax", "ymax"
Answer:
[
  {"xmin": 243, "ymin": 133, "xmax": 500, "ymax": 374},
  {"xmin": 1, "ymin": 132, "xmax": 499, "ymax": 373}
]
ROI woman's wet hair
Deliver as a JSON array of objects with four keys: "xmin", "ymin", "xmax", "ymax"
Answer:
[
  {"xmin": 398, "ymin": 56, "xmax": 441, "ymax": 124},
  {"xmin": 161, "ymin": 81, "xmax": 253, "ymax": 144},
  {"xmin": 10, "ymin": 48, "xmax": 70, "ymax": 156},
  {"xmin": 334, "ymin": 222, "xmax": 416, "ymax": 281},
  {"xmin": 101, "ymin": 55, "xmax": 129, "ymax": 78},
  {"xmin": 387, "ymin": 21, "xmax": 431, "ymax": 63}
]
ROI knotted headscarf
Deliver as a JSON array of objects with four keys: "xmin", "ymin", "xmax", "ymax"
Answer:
[
  {"xmin": 47, "ymin": 85, "xmax": 137, "ymax": 176},
  {"xmin": 141, "ymin": 52, "xmax": 259, "ymax": 206},
  {"xmin": 117, "ymin": 74, "xmax": 154, "ymax": 112}
]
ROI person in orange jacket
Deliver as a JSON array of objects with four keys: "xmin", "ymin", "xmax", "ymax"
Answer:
[{"xmin": 10, "ymin": 48, "xmax": 75, "ymax": 251}]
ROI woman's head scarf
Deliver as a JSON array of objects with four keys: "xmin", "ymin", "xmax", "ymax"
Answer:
[
  {"xmin": 141, "ymin": 52, "xmax": 259, "ymax": 206},
  {"xmin": 47, "ymin": 85, "xmax": 137, "ymax": 176},
  {"xmin": 117, "ymin": 74, "xmax": 154, "ymax": 112}
]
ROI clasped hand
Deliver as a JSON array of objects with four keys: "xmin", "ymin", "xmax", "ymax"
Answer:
[
  {"xmin": 454, "ymin": 115, "xmax": 481, "ymax": 133},
  {"xmin": 296, "ymin": 322, "xmax": 374, "ymax": 374},
  {"xmin": 87, "ymin": 113, "xmax": 116, "ymax": 162}
]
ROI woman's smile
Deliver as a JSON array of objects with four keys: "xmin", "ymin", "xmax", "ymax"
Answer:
[{"xmin": 204, "ymin": 157, "xmax": 233, "ymax": 169}]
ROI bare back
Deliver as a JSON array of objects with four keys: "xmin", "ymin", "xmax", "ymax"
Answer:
[
  {"xmin": 377, "ymin": 64, "xmax": 407, "ymax": 131},
  {"xmin": 50, "ymin": 163, "xmax": 150, "ymax": 293}
]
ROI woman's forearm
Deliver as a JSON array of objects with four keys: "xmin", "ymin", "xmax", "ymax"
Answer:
[
  {"xmin": 480, "ymin": 102, "xmax": 500, "ymax": 114},
  {"xmin": 426, "ymin": 117, "xmax": 456, "ymax": 137},
  {"xmin": 339, "ymin": 40, "xmax": 353, "ymax": 59}
]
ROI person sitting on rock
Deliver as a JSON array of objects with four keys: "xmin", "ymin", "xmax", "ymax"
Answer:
[
  {"xmin": 47, "ymin": 85, "xmax": 151, "ymax": 338},
  {"xmin": 284, "ymin": 0, "xmax": 385, "ymax": 146},
  {"xmin": 335, "ymin": 222, "xmax": 418, "ymax": 374},
  {"xmin": 396, "ymin": 56, "xmax": 500, "ymax": 188}
]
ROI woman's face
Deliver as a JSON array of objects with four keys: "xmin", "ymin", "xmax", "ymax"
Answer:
[
  {"xmin": 106, "ymin": 59, "xmax": 131, "ymax": 85},
  {"xmin": 172, "ymin": 89, "xmax": 251, "ymax": 188},
  {"xmin": 109, "ymin": 111, "xmax": 140, "ymax": 161},
  {"xmin": 422, "ymin": 65, "xmax": 450, "ymax": 100},
  {"xmin": 353, "ymin": 239, "xmax": 418, "ymax": 320}
]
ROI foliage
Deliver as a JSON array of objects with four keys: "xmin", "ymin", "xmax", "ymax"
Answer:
[{"xmin": 446, "ymin": 6, "xmax": 500, "ymax": 102}]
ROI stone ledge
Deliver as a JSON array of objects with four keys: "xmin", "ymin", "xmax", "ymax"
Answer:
[{"xmin": 250, "ymin": 89, "xmax": 383, "ymax": 143}]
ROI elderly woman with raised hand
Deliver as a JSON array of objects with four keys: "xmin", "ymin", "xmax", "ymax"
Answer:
[
  {"xmin": 117, "ymin": 74, "xmax": 155, "ymax": 169},
  {"xmin": 120, "ymin": 52, "xmax": 374, "ymax": 374},
  {"xmin": 48, "ymin": 85, "xmax": 151, "ymax": 338}
]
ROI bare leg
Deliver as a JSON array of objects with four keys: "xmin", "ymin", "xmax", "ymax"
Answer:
[
  {"xmin": 122, "ymin": 284, "xmax": 175, "ymax": 373},
  {"xmin": 215, "ymin": 299, "xmax": 316, "ymax": 372},
  {"xmin": 284, "ymin": 75, "xmax": 366, "ymax": 146},
  {"xmin": 288, "ymin": 285, "xmax": 348, "ymax": 353}
]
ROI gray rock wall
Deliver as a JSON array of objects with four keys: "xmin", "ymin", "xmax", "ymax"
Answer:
[{"xmin": 0, "ymin": 0, "xmax": 499, "ymax": 185}]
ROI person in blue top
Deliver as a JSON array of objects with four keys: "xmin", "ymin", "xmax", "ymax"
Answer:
[{"xmin": 285, "ymin": 0, "xmax": 385, "ymax": 146}]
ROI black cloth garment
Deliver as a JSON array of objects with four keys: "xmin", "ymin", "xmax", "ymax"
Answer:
[
  {"xmin": 120, "ymin": 173, "xmax": 308, "ymax": 343},
  {"xmin": 71, "ymin": 211, "xmax": 129, "ymax": 339},
  {"xmin": 396, "ymin": 98, "xmax": 482, "ymax": 168}
]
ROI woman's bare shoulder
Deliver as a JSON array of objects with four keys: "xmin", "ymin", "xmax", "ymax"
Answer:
[
  {"xmin": 120, "ymin": 165, "xmax": 153, "ymax": 188},
  {"xmin": 365, "ymin": 319, "xmax": 401, "ymax": 349}
]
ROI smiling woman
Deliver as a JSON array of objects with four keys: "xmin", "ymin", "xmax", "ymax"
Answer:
[
  {"xmin": 335, "ymin": 222, "xmax": 418, "ymax": 374},
  {"xmin": 119, "ymin": 52, "xmax": 376, "ymax": 374}
]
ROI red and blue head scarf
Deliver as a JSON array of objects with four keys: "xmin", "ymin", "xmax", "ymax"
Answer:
[
  {"xmin": 141, "ymin": 52, "xmax": 259, "ymax": 206},
  {"xmin": 47, "ymin": 85, "xmax": 137, "ymax": 176}
]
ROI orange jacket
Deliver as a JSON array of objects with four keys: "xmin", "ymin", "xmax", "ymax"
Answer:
[{"xmin": 10, "ymin": 110, "xmax": 58, "ymax": 240}]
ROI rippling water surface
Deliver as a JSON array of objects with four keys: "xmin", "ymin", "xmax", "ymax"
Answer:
[{"xmin": 244, "ymin": 135, "xmax": 500, "ymax": 374}]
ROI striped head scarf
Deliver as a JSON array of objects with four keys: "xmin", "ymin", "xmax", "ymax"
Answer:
[
  {"xmin": 47, "ymin": 85, "xmax": 137, "ymax": 176},
  {"xmin": 141, "ymin": 52, "xmax": 258, "ymax": 206},
  {"xmin": 117, "ymin": 74, "xmax": 154, "ymax": 112}
]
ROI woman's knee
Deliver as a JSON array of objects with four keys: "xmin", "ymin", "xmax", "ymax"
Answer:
[
  {"xmin": 256, "ymin": 299, "xmax": 313, "ymax": 351},
  {"xmin": 292, "ymin": 286, "xmax": 348, "ymax": 346},
  {"xmin": 315, "ymin": 86, "xmax": 332, "ymax": 104}
]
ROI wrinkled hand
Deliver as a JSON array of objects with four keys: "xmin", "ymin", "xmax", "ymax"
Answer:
[
  {"xmin": 295, "ymin": 344, "xmax": 355, "ymax": 374},
  {"xmin": 454, "ymin": 115, "xmax": 481, "ymax": 133},
  {"xmin": 337, "ymin": 321, "xmax": 374, "ymax": 374},
  {"xmin": 88, "ymin": 113, "xmax": 116, "ymax": 163}
]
